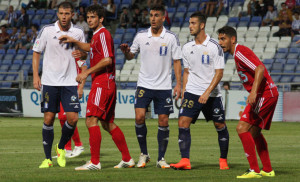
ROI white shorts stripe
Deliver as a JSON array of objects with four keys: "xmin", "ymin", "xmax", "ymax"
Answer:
[
  {"xmin": 94, "ymin": 88, "xmax": 102, "ymax": 106},
  {"xmin": 100, "ymin": 33, "xmax": 109, "ymax": 57},
  {"xmin": 236, "ymin": 51, "xmax": 256, "ymax": 70}
]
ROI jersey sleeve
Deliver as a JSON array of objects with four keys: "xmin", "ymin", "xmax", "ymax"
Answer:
[
  {"xmin": 99, "ymin": 31, "xmax": 113, "ymax": 58},
  {"xmin": 235, "ymin": 46, "xmax": 262, "ymax": 71},
  {"xmin": 32, "ymin": 27, "xmax": 47, "ymax": 53},
  {"xmin": 213, "ymin": 45, "xmax": 225, "ymax": 70},
  {"xmin": 182, "ymin": 45, "xmax": 189, "ymax": 68},
  {"xmin": 130, "ymin": 33, "xmax": 140, "ymax": 54},
  {"xmin": 171, "ymin": 34, "xmax": 182, "ymax": 60}
]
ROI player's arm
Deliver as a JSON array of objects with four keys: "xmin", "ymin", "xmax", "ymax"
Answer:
[
  {"xmin": 173, "ymin": 59, "xmax": 182, "ymax": 100},
  {"xmin": 76, "ymin": 57, "xmax": 112, "ymax": 83},
  {"xmin": 199, "ymin": 69, "xmax": 223, "ymax": 104},
  {"xmin": 58, "ymin": 35, "xmax": 90, "ymax": 52},
  {"xmin": 32, "ymin": 52, "xmax": 41, "ymax": 91},
  {"xmin": 77, "ymin": 65, "xmax": 87, "ymax": 99},
  {"xmin": 182, "ymin": 68, "xmax": 189, "ymax": 98},
  {"xmin": 120, "ymin": 43, "xmax": 135, "ymax": 60},
  {"xmin": 247, "ymin": 64, "xmax": 264, "ymax": 106}
]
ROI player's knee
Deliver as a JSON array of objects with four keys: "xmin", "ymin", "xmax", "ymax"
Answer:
[
  {"xmin": 135, "ymin": 114, "xmax": 145, "ymax": 125},
  {"xmin": 44, "ymin": 116, "xmax": 55, "ymax": 125},
  {"xmin": 158, "ymin": 117, "xmax": 169, "ymax": 126},
  {"xmin": 236, "ymin": 123, "xmax": 247, "ymax": 134},
  {"xmin": 214, "ymin": 122, "xmax": 225, "ymax": 129}
]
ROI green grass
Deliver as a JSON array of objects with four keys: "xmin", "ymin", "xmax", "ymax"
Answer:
[{"xmin": 0, "ymin": 117, "xmax": 300, "ymax": 182}]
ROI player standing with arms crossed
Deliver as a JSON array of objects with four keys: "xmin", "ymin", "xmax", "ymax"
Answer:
[
  {"xmin": 120, "ymin": 4, "xmax": 182, "ymax": 168},
  {"xmin": 170, "ymin": 12, "xmax": 229, "ymax": 170},
  {"xmin": 33, "ymin": 2, "xmax": 86, "ymax": 168},
  {"xmin": 218, "ymin": 26, "xmax": 278, "ymax": 179},
  {"xmin": 59, "ymin": 4, "xmax": 135, "ymax": 170}
]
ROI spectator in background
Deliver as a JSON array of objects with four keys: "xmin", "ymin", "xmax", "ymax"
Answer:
[
  {"xmin": 76, "ymin": 14, "xmax": 89, "ymax": 37},
  {"xmin": 119, "ymin": 7, "xmax": 130, "ymax": 29},
  {"xmin": 291, "ymin": 12, "xmax": 300, "ymax": 38},
  {"xmin": 273, "ymin": 14, "xmax": 292, "ymax": 37},
  {"xmin": 15, "ymin": 26, "xmax": 28, "ymax": 50},
  {"xmin": 205, "ymin": 0, "xmax": 218, "ymax": 17},
  {"xmin": 215, "ymin": 0, "xmax": 227, "ymax": 17},
  {"xmin": 285, "ymin": 0, "xmax": 296, "ymax": 10},
  {"xmin": 247, "ymin": 0, "xmax": 262, "ymax": 16},
  {"xmin": 16, "ymin": 7, "xmax": 29, "ymax": 28},
  {"xmin": 277, "ymin": 3, "xmax": 293, "ymax": 22},
  {"xmin": 104, "ymin": 0, "xmax": 116, "ymax": 17},
  {"xmin": 131, "ymin": 6, "xmax": 141, "ymax": 28},
  {"xmin": 140, "ymin": 8, "xmax": 150, "ymax": 28},
  {"xmin": 25, "ymin": 24, "xmax": 39, "ymax": 49},
  {"xmin": 74, "ymin": 5, "xmax": 87, "ymax": 22},
  {"xmin": 4, "ymin": 6, "xmax": 17, "ymax": 27},
  {"xmin": 0, "ymin": 25, "xmax": 9, "ymax": 48},
  {"xmin": 4, "ymin": 26, "xmax": 19, "ymax": 49},
  {"xmin": 27, "ymin": 0, "xmax": 40, "ymax": 9},
  {"xmin": 260, "ymin": 0, "xmax": 274, "ymax": 16},
  {"xmin": 262, "ymin": 5, "xmax": 277, "ymax": 26}
]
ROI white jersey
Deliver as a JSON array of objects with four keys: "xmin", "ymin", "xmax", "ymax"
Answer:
[
  {"xmin": 130, "ymin": 27, "xmax": 182, "ymax": 90},
  {"xmin": 33, "ymin": 21, "xmax": 86, "ymax": 86},
  {"xmin": 182, "ymin": 34, "xmax": 224, "ymax": 97}
]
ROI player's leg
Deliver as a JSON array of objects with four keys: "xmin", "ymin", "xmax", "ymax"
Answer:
[
  {"xmin": 205, "ymin": 97, "xmax": 229, "ymax": 170},
  {"xmin": 75, "ymin": 116, "xmax": 101, "ymax": 170},
  {"xmin": 58, "ymin": 104, "xmax": 72, "ymax": 157},
  {"xmin": 100, "ymin": 121, "xmax": 135, "ymax": 168},
  {"xmin": 170, "ymin": 116, "xmax": 193, "ymax": 170},
  {"xmin": 69, "ymin": 126, "xmax": 84, "ymax": 158},
  {"xmin": 134, "ymin": 87, "xmax": 152, "ymax": 167},
  {"xmin": 39, "ymin": 85, "xmax": 59, "ymax": 168}
]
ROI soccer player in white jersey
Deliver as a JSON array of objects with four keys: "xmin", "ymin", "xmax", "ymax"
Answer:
[
  {"xmin": 120, "ymin": 4, "xmax": 182, "ymax": 168},
  {"xmin": 32, "ymin": 2, "xmax": 86, "ymax": 168},
  {"xmin": 170, "ymin": 12, "xmax": 229, "ymax": 170}
]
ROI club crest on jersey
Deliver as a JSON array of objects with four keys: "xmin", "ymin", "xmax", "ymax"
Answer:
[
  {"xmin": 71, "ymin": 95, "xmax": 77, "ymax": 102},
  {"xmin": 166, "ymin": 97, "xmax": 171, "ymax": 104},
  {"xmin": 214, "ymin": 108, "xmax": 220, "ymax": 114},
  {"xmin": 202, "ymin": 51, "xmax": 210, "ymax": 64},
  {"xmin": 160, "ymin": 43, "xmax": 168, "ymax": 56}
]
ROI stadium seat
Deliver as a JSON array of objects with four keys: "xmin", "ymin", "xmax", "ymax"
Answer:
[
  {"xmin": 263, "ymin": 59, "xmax": 274, "ymax": 64},
  {"xmin": 286, "ymin": 59, "xmax": 298, "ymax": 64},
  {"xmin": 264, "ymin": 63, "xmax": 272, "ymax": 71},
  {"xmin": 274, "ymin": 53, "xmax": 287, "ymax": 59},
  {"xmin": 13, "ymin": 60, "xmax": 23, "ymax": 65},
  {"xmin": 271, "ymin": 75, "xmax": 281, "ymax": 82},
  {"xmin": 277, "ymin": 48, "xmax": 289, "ymax": 53},
  {"xmin": 275, "ymin": 59, "xmax": 286, "ymax": 64},
  {"xmin": 115, "ymin": 28, "xmax": 125, "ymax": 34},
  {"xmin": 14, "ymin": 54, "xmax": 25, "ymax": 61},
  {"xmin": 286, "ymin": 53, "xmax": 298, "ymax": 59},
  {"xmin": 280, "ymin": 75, "xmax": 293, "ymax": 83},
  {"xmin": 1, "ymin": 82, "xmax": 12, "ymax": 88},
  {"xmin": 295, "ymin": 65, "xmax": 300, "ymax": 73},
  {"xmin": 10, "ymin": 64, "xmax": 20, "ymax": 71},
  {"xmin": 289, "ymin": 48, "xmax": 300, "ymax": 53},
  {"xmin": 293, "ymin": 76, "xmax": 300, "ymax": 82},
  {"xmin": 283, "ymin": 64, "xmax": 296, "ymax": 73},
  {"xmin": 271, "ymin": 63, "xmax": 283, "ymax": 72},
  {"xmin": 2, "ymin": 59, "xmax": 13, "ymax": 65},
  {"xmin": 292, "ymin": 36, "xmax": 300, "ymax": 42}
]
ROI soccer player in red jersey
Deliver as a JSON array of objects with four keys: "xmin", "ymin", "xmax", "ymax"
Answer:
[
  {"xmin": 218, "ymin": 26, "xmax": 278, "ymax": 179},
  {"xmin": 59, "ymin": 4, "xmax": 134, "ymax": 170}
]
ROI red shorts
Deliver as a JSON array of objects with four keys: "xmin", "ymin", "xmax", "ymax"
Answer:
[
  {"xmin": 58, "ymin": 103, "xmax": 67, "ymax": 121},
  {"xmin": 240, "ymin": 94, "xmax": 278, "ymax": 130},
  {"xmin": 86, "ymin": 85, "xmax": 116, "ymax": 123}
]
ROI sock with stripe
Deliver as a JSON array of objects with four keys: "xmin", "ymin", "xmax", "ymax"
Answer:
[
  {"xmin": 238, "ymin": 132, "xmax": 260, "ymax": 173},
  {"xmin": 59, "ymin": 120, "xmax": 72, "ymax": 150},
  {"xmin": 135, "ymin": 123, "xmax": 148, "ymax": 155},
  {"xmin": 217, "ymin": 125, "xmax": 229, "ymax": 159},
  {"xmin": 58, "ymin": 121, "xmax": 75, "ymax": 149},
  {"xmin": 89, "ymin": 126, "xmax": 101, "ymax": 164},
  {"xmin": 179, "ymin": 127, "xmax": 191, "ymax": 159},
  {"xmin": 157, "ymin": 126, "xmax": 169, "ymax": 161},
  {"xmin": 42, "ymin": 123, "xmax": 54, "ymax": 160},
  {"xmin": 110, "ymin": 126, "xmax": 131, "ymax": 162},
  {"xmin": 254, "ymin": 133, "xmax": 273, "ymax": 172}
]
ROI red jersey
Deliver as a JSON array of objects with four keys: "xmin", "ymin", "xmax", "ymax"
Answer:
[
  {"xmin": 90, "ymin": 27, "xmax": 115, "ymax": 89},
  {"xmin": 234, "ymin": 44, "xmax": 278, "ymax": 97}
]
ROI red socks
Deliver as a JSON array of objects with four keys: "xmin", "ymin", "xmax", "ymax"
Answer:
[
  {"xmin": 254, "ymin": 133, "xmax": 272, "ymax": 172},
  {"xmin": 238, "ymin": 132, "xmax": 260, "ymax": 173},
  {"xmin": 89, "ymin": 126, "xmax": 102, "ymax": 164},
  {"xmin": 110, "ymin": 126, "xmax": 131, "ymax": 162}
]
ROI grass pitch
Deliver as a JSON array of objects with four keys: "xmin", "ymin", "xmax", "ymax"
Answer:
[{"xmin": 0, "ymin": 117, "xmax": 300, "ymax": 182}]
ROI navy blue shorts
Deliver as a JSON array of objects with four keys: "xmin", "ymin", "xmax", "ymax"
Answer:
[
  {"xmin": 135, "ymin": 87, "xmax": 174, "ymax": 115},
  {"xmin": 41, "ymin": 85, "xmax": 81, "ymax": 113},
  {"xmin": 179, "ymin": 92, "xmax": 225, "ymax": 123}
]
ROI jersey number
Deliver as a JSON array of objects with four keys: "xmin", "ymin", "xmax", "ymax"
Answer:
[
  {"xmin": 90, "ymin": 48, "xmax": 94, "ymax": 59},
  {"xmin": 238, "ymin": 71, "xmax": 248, "ymax": 83},
  {"xmin": 182, "ymin": 99, "xmax": 194, "ymax": 108}
]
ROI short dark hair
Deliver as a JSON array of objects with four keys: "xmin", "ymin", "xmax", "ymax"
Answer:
[
  {"xmin": 150, "ymin": 4, "xmax": 165, "ymax": 15},
  {"xmin": 217, "ymin": 26, "xmax": 237, "ymax": 42},
  {"xmin": 190, "ymin": 11, "xmax": 207, "ymax": 24},
  {"xmin": 57, "ymin": 1, "xmax": 74, "ymax": 13},
  {"xmin": 86, "ymin": 4, "xmax": 105, "ymax": 19}
]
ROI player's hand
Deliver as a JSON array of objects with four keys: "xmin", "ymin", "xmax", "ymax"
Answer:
[
  {"xmin": 72, "ymin": 50, "xmax": 83, "ymax": 59},
  {"xmin": 120, "ymin": 43, "xmax": 130, "ymax": 53},
  {"xmin": 247, "ymin": 92, "xmax": 257, "ymax": 106},
  {"xmin": 78, "ymin": 87, "xmax": 84, "ymax": 99},
  {"xmin": 33, "ymin": 75, "xmax": 42, "ymax": 91},
  {"xmin": 59, "ymin": 35, "xmax": 76, "ymax": 43},
  {"xmin": 76, "ymin": 71, "xmax": 88, "ymax": 84},
  {"xmin": 173, "ymin": 84, "xmax": 181, "ymax": 100},
  {"xmin": 198, "ymin": 92, "xmax": 209, "ymax": 104}
]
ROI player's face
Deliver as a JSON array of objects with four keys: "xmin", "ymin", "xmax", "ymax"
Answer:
[
  {"xmin": 87, "ymin": 12, "xmax": 104, "ymax": 30},
  {"xmin": 57, "ymin": 8, "xmax": 74, "ymax": 29},
  {"xmin": 189, "ymin": 17, "xmax": 202, "ymax": 36},
  {"xmin": 149, "ymin": 10, "xmax": 165, "ymax": 30},
  {"xmin": 218, "ymin": 33, "xmax": 232, "ymax": 53}
]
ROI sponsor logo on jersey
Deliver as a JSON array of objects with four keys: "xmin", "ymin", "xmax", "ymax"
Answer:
[
  {"xmin": 202, "ymin": 51, "xmax": 210, "ymax": 64},
  {"xmin": 87, "ymin": 109, "xmax": 90, "ymax": 113},
  {"xmin": 242, "ymin": 114, "xmax": 247, "ymax": 118},
  {"xmin": 214, "ymin": 108, "xmax": 220, "ymax": 114},
  {"xmin": 160, "ymin": 44, "xmax": 168, "ymax": 56},
  {"xmin": 74, "ymin": 105, "xmax": 79, "ymax": 109},
  {"xmin": 166, "ymin": 97, "xmax": 171, "ymax": 104},
  {"xmin": 71, "ymin": 95, "xmax": 77, "ymax": 102}
]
